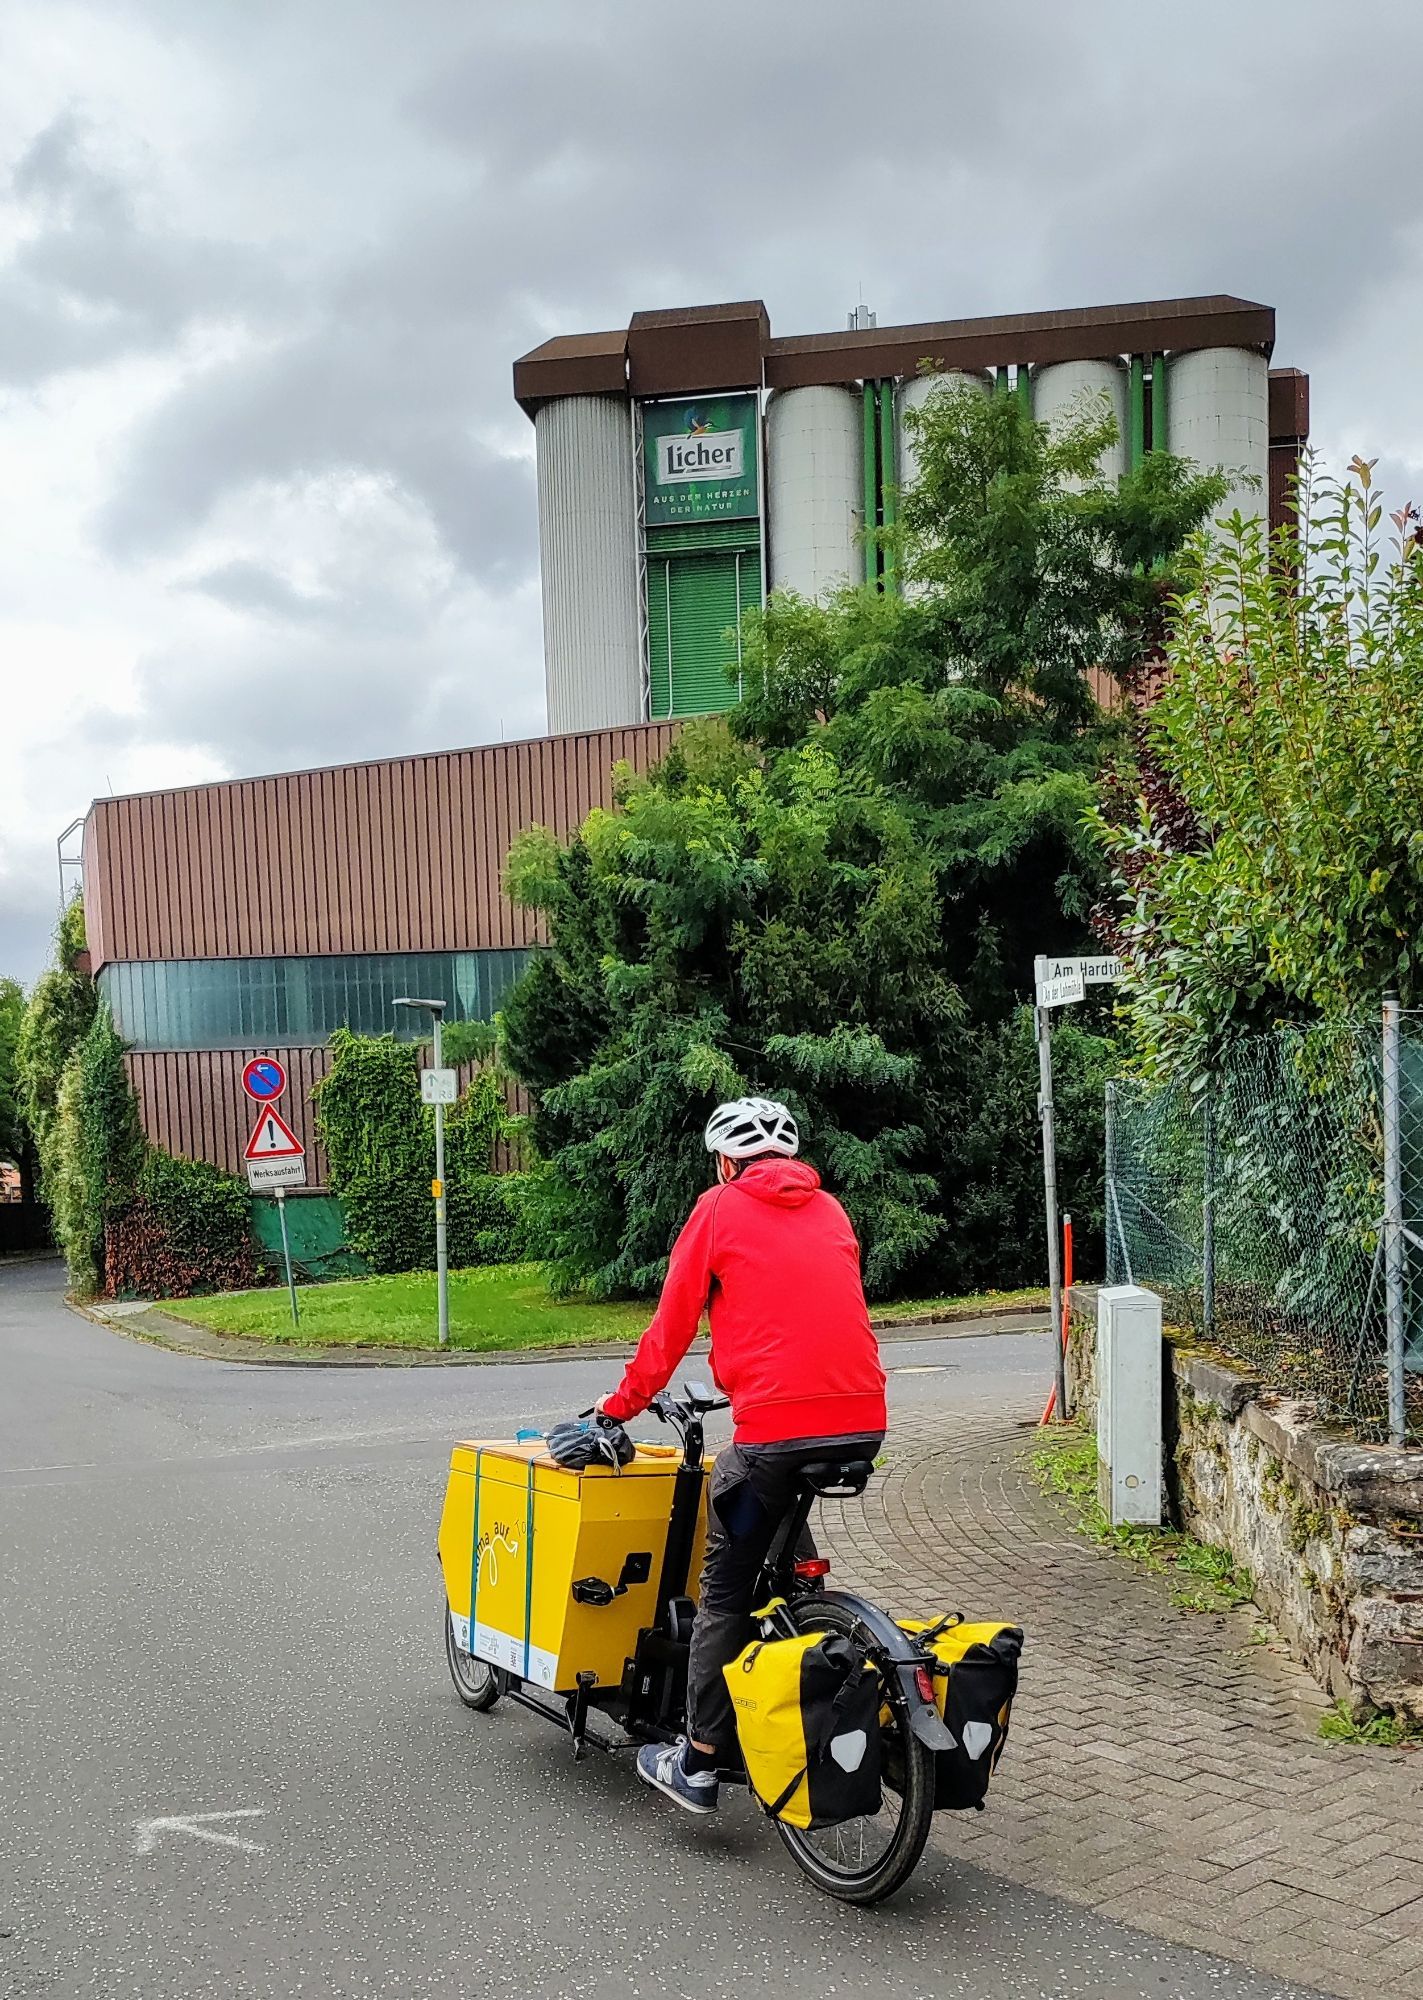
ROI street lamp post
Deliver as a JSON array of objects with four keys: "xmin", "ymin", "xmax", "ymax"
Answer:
[{"xmin": 394, "ymin": 996, "xmax": 449, "ymax": 1350}]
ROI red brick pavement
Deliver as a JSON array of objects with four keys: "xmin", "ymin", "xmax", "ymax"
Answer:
[{"xmin": 816, "ymin": 1404, "xmax": 1423, "ymax": 1999}]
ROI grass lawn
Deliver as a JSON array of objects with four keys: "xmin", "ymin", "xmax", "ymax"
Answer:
[{"xmin": 160, "ymin": 1262, "xmax": 1045, "ymax": 1353}]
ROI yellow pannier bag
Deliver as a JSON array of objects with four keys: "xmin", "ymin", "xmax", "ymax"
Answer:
[
  {"xmin": 898, "ymin": 1617, "xmax": 1022, "ymax": 1811},
  {"xmin": 724, "ymin": 1629, "xmax": 881, "ymax": 1830}
]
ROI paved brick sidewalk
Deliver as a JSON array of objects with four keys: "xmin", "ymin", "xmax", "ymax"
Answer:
[{"xmin": 819, "ymin": 1400, "xmax": 1423, "ymax": 1999}]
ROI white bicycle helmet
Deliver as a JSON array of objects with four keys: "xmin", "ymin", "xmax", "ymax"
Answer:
[{"xmin": 703, "ymin": 1096, "xmax": 800, "ymax": 1161}]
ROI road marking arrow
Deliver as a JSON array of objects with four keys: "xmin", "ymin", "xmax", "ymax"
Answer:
[{"xmin": 134, "ymin": 1809, "xmax": 266, "ymax": 1855}]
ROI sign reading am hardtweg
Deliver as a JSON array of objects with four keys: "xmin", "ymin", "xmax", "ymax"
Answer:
[
  {"xmin": 642, "ymin": 394, "xmax": 759, "ymax": 526},
  {"xmin": 1034, "ymin": 954, "xmax": 1123, "ymax": 1007}
]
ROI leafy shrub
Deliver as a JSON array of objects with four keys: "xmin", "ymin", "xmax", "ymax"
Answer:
[
  {"xmin": 106, "ymin": 1153, "xmax": 259, "ymax": 1298},
  {"xmin": 44, "ymin": 1005, "xmax": 144, "ymax": 1292},
  {"xmin": 501, "ymin": 386, "xmax": 1222, "ymax": 1301},
  {"xmin": 314, "ymin": 1029, "xmax": 522, "ymax": 1273},
  {"xmin": 17, "ymin": 896, "xmax": 96, "ymax": 1216},
  {"xmin": 40, "ymin": 994, "xmax": 256, "ymax": 1299},
  {"xmin": 1100, "ymin": 456, "xmax": 1423, "ymax": 1077}
]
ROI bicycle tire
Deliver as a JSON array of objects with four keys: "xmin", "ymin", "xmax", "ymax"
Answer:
[
  {"xmin": 443, "ymin": 1603, "xmax": 505, "ymax": 1712},
  {"xmin": 774, "ymin": 1594, "xmax": 935, "ymax": 1906}
]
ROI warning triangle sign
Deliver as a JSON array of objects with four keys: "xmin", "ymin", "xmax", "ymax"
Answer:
[{"xmin": 244, "ymin": 1106, "xmax": 304, "ymax": 1161}]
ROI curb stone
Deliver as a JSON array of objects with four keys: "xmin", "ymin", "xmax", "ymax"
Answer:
[{"xmin": 64, "ymin": 1295, "xmax": 1048, "ymax": 1367}]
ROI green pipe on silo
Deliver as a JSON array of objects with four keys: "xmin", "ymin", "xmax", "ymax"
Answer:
[
  {"xmin": 1128, "ymin": 355, "xmax": 1146, "ymax": 470},
  {"xmin": 994, "ymin": 366, "xmax": 1010, "ymax": 397},
  {"xmin": 1016, "ymin": 366, "xmax": 1032, "ymax": 417},
  {"xmin": 863, "ymin": 379, "xmax": 878, "ymax": 585},
  {"xmin": 1151, "ymin": 352, "xmax": 1167, "ymax": 453},
  {"xmin": 878, "ymin": 380, "xmax": 897, "ymax": 593}
]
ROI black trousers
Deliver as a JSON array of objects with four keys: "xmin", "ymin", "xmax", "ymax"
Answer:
[{"xmin": 686, "ymin": 1435, "xmax": 882, "ymax": 1752}]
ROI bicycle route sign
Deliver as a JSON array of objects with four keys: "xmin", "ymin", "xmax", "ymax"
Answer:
[{"xmin": 241, "ymin": 1056, "xmax": 288, "ymax": 1102}]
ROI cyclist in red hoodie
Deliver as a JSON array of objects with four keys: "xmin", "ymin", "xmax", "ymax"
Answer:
[{"xmin": 597, "ymin": 1096, "xmax": 887, "ymax": 1815}]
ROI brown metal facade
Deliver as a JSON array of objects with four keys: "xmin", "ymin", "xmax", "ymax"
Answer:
[
  {"xmin": 84, "ymin": 722, "xmax": 676, "ymax": 971},
  {"xmin": 127, "ymin": 1046, "xmax": 335, "ymax": 1182},
  {"xmin": 515, "ymin": 293, "xmax": 1287, "ymax": 415},
  {"xmin": 125, "ymin": 1046, "xmax": 529, "ymax": 1181}
]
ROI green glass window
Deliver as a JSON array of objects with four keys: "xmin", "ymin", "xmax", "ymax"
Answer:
[{"xmin": 100, "ymin": 950, "xmax": 530, "ymax": 1051}]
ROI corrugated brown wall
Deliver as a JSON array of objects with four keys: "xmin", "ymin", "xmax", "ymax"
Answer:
[
  {"xmin": 127, "ymin": 1047, "xmax": 335, "ymax": 1182},
  {"xmin": 126, "ymin": 1046, "xmax": 531, "ymax": 1181},
  {"xmin": 85, "ymin": 722, "xmax": 677, "ymax": 969}
]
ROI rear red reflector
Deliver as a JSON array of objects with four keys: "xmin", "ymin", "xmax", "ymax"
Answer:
[
  {"xmin": 915, "ymin": 1666, "xmax": 937, "ymax": 1705},
  {"xmin": 794, "ymin": 1558, "xmax": 831, "ymax": 1579}
]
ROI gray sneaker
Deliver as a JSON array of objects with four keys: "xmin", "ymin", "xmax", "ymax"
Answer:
[{"xmin": 636, "ymin": 1738, "xmax": 719, "ymax": 1814}]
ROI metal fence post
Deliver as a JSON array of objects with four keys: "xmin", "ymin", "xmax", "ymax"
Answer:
[
  {"xmin": 1383, "ymin": 995, "xmax": 1407, "ymax": 1446},
  {"xmin": 1104, "ymin": 1080, "xmax": 1116, "ymax": 1283},
  {"xmin": 1036, "ymin": 995, "xmax": 1068, "ymax": 1422},
  {"xmin": 1202, "ymin": 1079, "xmax": 1217, "ymax": 1343}
]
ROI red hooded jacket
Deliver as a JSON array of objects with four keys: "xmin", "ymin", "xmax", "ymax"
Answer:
[{"xmin": 601, "ymin": 1159, "xmax": 887, "ymax": 1445}]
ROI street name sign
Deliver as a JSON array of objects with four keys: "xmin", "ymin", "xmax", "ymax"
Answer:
[
  {"xmin": 241, "ymin": 1056, "xmax": 288, "ymax": 1102},
  {"xmin": 1035, "ymin": 960, "xmax": 1086, "ymax": 1008},
  {"xmin": 1034, "ymin": 954, "xmax": 1123, "ymax": 1007},
  {"xmin": 421, "ymin": 1068, "xmax": 458, "ymax": 1105}
]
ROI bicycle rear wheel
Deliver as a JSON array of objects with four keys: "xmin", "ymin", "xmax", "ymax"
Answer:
[{"xmin": 775, "ymin": 1595, "xmax": 935, "ymax": 1906}]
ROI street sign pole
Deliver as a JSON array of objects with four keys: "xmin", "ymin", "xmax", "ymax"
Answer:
[
  {"xmin": 273, "ymin": 1187, "xmax": 300, "ymax": 1328},
  {"xmin": 432, "ymin": 1012, "xmax": 449, "ymax": 1351},
  {"xmin": 1034, "ymin": 957, "xmax": 1068, "ymax": 1424}
]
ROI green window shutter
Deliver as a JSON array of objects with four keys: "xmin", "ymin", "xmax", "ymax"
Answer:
[{"xmin": 647, "ymin": 545, "xmax": 761, "ymax": 720}]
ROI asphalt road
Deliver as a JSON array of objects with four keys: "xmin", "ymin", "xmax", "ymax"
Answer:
[{"xmin": 0, "ymin": 1259, "xmax": 1322, "ymax": 2000}]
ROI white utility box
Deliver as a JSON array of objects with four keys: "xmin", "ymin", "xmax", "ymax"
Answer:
[{"xmin": 1096, "ymin": 1285, "xmax": 1163, "ymax": 1526}]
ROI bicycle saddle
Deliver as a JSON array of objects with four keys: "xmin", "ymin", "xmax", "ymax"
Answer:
[{"xmin": 799, "ymin": 1458, "xmax": 875, "ymax": 1497}]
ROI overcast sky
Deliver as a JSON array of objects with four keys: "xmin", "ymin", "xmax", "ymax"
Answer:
[{"xmin": 2, "ymin": 1, "xmax": 1419, "ymax": 982}]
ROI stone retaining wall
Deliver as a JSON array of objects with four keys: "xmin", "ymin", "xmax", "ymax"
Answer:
[{"xmin": 1068, "ymin": 1289, "xmax": 1423, "ymax": 1722}]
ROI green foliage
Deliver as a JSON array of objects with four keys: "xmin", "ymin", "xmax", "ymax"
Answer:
[
  {"xmin": 0, "ymin": 974, "xmax": 25, "ymax": 1165},
  {"xmin": 43, "ymin": 1002, "xmax": 251, "ymax": 1298},
  {"xmin": 66, "ymin": 1008, "xmax": 145, "ymax": 1290},
  {"xmin": 1318, "ymin": 1698, "xmax": 1420, "ymax": 1747},
  {"xmin": 503, "ymin": 386, "xmax": 1223, "ymax": 1300},
  {"xmin": 954, "ymin": 1004, "xmax": 1118, "ymax": 1282},
  {"xmin": 17, "ymin": 897, "xmax": 97, "ymax": 1210},
  {"xmin": 895, "ymin": 377, "xmax": 1228, "ymax": 727},
  {"xmin": 1030, "ymin": 1426, "xmax": 1254, "ymax": 1613},
  {"xmin": 314, "ymin": 1029, "xmax": 521, "ymax": 1274},
  {"xmin": 1101, "ymin": 456, "xmax": 1423, "ymax": 1078},
  {"xmin": 107, "ymin": 1152, "xmax": 259, "ymax": 1299},
  {"xmin": 49, "ymin": 1059, "xmax": 97, "ymax": 1292}
]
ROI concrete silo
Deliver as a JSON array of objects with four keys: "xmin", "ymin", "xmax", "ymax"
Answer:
[
  {"xmin": 894, "ymin": 370, "xmax": 992, "ymax": 497},
  {"xmin": 1031, "ymin": 358, "xmax": 1130, "ymax": 484},
  {"xmin": 535, "ymin": 395, "xmax": 642, "ymax": 733},
  {"xmin": 1166, "ymin": 347, "xmax": 1270, "ymax": 530},
  {"xmin": 766, "ymin": 385, "xmax": 864, "ymax": 601}
]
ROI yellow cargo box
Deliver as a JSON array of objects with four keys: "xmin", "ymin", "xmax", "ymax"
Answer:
[{"xmin": 438, "ymin": 1440, "xmax": 711, "ymax": 1694}]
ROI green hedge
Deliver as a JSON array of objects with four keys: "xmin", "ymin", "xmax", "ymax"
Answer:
[
  {"xmin": 313, "ymin": 1029, "xmax": 524, "ymax": 1274},
  {"xmin": 44, "ymin": 1002, "xmax": 258, "ymax": 1298},
  {"xmin": 107, "ymin": 1153, "xmax": 260, "ymax": 1298}
]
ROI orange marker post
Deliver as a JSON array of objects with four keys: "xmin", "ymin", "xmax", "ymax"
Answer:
[{"xmin": 1039, "ymin": 1213, "xmax": 1074, "ymax": 1426}]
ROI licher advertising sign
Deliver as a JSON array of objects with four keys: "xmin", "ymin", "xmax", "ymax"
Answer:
[{"xmin": 642, "ymin": 394, "xmax": 759, "ymax": 525}]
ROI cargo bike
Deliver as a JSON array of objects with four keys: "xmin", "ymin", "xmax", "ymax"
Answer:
[{"xmin": 438, "ymin": 1383, "xmax": 1020, "ymax": 1906}]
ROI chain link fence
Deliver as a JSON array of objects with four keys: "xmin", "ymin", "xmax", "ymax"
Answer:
[{"xmin": 1106, "ymin": 1013, "xmax": 1423, "ymax": 1444}]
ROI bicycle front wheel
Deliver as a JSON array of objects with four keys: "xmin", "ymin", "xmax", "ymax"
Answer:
[
  {"xmin": 444, "ymin": 1603, "xmax": 505, "ymax": 1711},
  {"xmin": 775, "ymin": 1594, "xmax": 936, "ymax": 1906}
]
